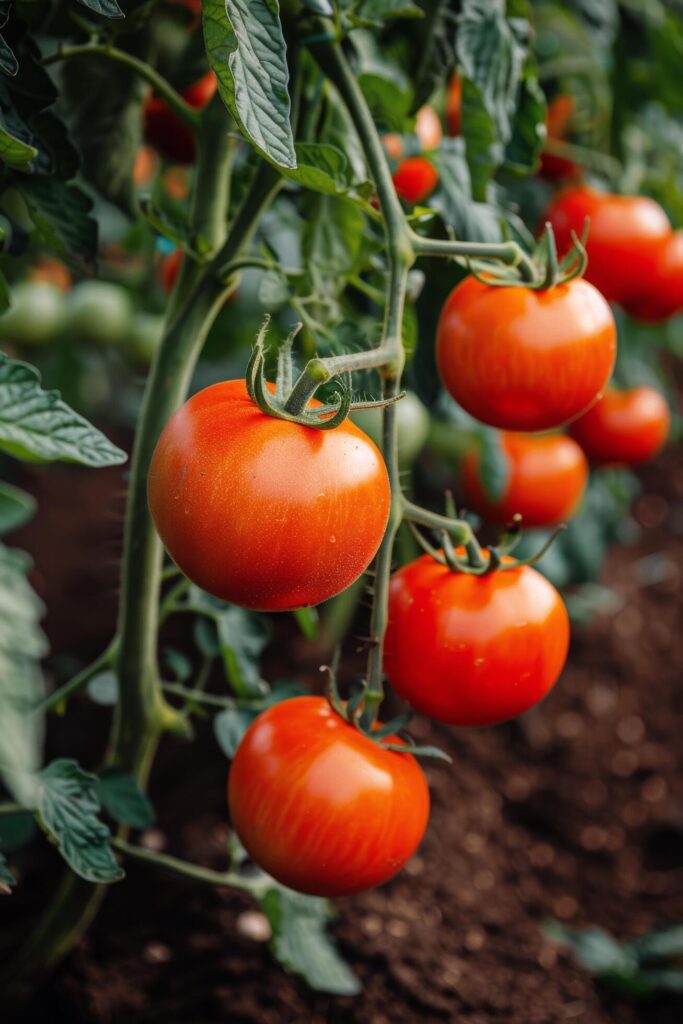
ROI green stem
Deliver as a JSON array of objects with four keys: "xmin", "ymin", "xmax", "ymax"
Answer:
[
  {"xmin": 111, "ymin": 838, "xmax": 268, "ymax": 896},
  {"xmin": 402, "ymin": 498, "xmax": 473, "ymax": 543},
  {"xmin": 0, "ymin": 802, "xmax": 24, "ymax": 816},
  {"xmin": 35, "ymin": 641, "xmax": 117, "ymax": 716},
  {"xmin": 410, "ymin": 232, "xmax": 537, "ymax": 283},
  {"xmin": 44, "ymin": 44, "xmax": 199, "ymax": 130}
]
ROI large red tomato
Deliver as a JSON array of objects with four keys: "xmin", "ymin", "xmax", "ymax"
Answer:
[
  {"xmin": 384, "ymin": 554, "xmax": 569, "ymax": 727},
  {"xmin": 569, "ymin": 386, "xmax": 670, "ymax": 465},
  {"xmin": 228, "ymin": 696, "xmax": 430, "ymax": 897},
  {"xmin": 436, "ymin": 276, "xmax": 616, "ymax": 432},
  {"xmin": 392, "ymin": 156, "xmax": 439, "ymax": 204},
  {"xmin": 461, "ymin": 432, "xmax": 588, "ymax": 526},
  {"xmin": 143, "ymin": 70, "xmax": 217, "ymax": 164},
  {"xmin": 622, "ymin": 231, "xmax": 683, "ymax": 322},
  {"xmin": 148, "ymin": 380, "xmax": 391, "ymax": 610},
  {"xmin": 543, "ymin": 186, "xmax": 671, "ymax": 305}
]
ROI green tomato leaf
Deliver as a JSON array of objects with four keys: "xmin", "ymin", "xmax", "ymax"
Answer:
[
  {"xmin": 37, "ymin": 759, "xmax": 123, "ymax": 883},
  {"xmin": 349, "ymin": 0, "xmax": 423, "ymax": 26},
  {"xmin": 0, "ymin": 103, "xmax": 37, "ymax": 169},
  {"xmin": 630, "ymin": 925, "xmax": 683, "ymax": 963},
  {"xmin": 0, "ymin": 33, "xmax": 17, "ymax": 79},
  {"xmin": 0, "ymin": 353, "xmax": 127, "ymax": 467},
  {"xmin": 358, "ymin": 72, "xmax": 412, "ymax": 132},
  {"xmin": 213, "ymin": 707, "xmax": 256, "ymax": 759},
  {"xmin": 215, "ymin": 606, "xmax": 269, "ymax": 697},
  {"xmin": 430, "ymin": 139, "xmax": 502, "ymax": 242},
  {"xmin": 260, "ymin": 887, "xmax": 361, "ymax": 995},
  {"xmin": 478, "ymin": 429, "xmax": 509, "ymax": 503},
  {"xmin": 95, "ymin": 769, "xmax": 155, "ymax": 829},
  {"xmin": 0, "ymin": 481, "xmax": 36, "ymax": 536},
  {"xmin": 545, "ymin": 922, "xmax": 638, "ymax": 976},
  {"xmin": 0, "ymin": 850, "xmax": 15, "ymax": 889},
  {"xmin": 18, "ymin": 178, "xmax": 97, "ymax": 271},
  {"xmin": 203, "ymin": 0, "xmax": 296, "ymax": 170},
  {"xmin": 280, "ymin": 143, "xmax": 359, "ymax": 197},
  {"xmin": 0, "ymin": 542, "xmax": 46, "ymax": 807},
  {"xmin": 303, "ymin": 194, "xmax": 365, "ymax": 279},
  {"xmin": 75, "ymin": 0, "xmax": 125, "ymax": 17}
]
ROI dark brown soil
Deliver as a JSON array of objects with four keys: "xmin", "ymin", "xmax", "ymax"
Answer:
[{"xmin": 3, "ymin": 445, "xmax": 683, "ymax": 1024}]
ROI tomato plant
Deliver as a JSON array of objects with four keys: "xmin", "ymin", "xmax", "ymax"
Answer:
[
  {"xmin": 569, "ymin": 386, "xmax": 671, "ymax": 466},
  {"xmin": 461, "ymin": 432, "xmax": 589, "ymax": 527},
  {"xmin": 229, "ymin": 696, "xmax": 430, "ymax": 897},
  {"xmin": 384, "ymin": 554, "xmax": 569, "ymax": 727},
  {"xmin": 0, "ymin": 0, "xmax": 679, "ymax": 1010},
  {"xmin": 436, "ymin": 276, "xmax": 617, "ymax": 431}
]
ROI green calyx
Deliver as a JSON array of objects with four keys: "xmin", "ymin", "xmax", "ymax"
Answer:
[
  {"xmin": 322, "ymin": 660, "xmax": 451, "ymax": 763},
  {"xmin": 467, "ymin": 218, "xmax": 589, "ymax": 291},
  {"xmin": 245, "ymin": 318, "xmax": 408, "ymax": 430}
]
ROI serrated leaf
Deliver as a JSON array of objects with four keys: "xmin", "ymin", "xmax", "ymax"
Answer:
[
  {"xmin": 75, "ymin": 0, "xmax": 124, "ymax": 17},
  {"xmin": 261, "ymin": 887, "xmax": 361, "ymax": 995},
  {"xmin": 86, "ymin": 670, "xmax": 118, "ymax": 706},
  {"xmin": 0, "ymin": 541, "xmax": 46, "ymax": 806},
  {"xmin": 0, "ymin": 851, "xmax": 15, "ymax": 889},
  {"xmin": 504, "ymin": 65, "xmax": 546, "ymax": 174},
  {"xmin": 203, "ymin": 0, "xmax": 296, "ymax": 169},
  {"xmin": 0, "ymin": 353, "xmax": 127, "ymax": 467},
  {"xmin": 215, "ymin": 606, "xmax": 269, "ymax": 698},
  {"xmin": 303, "ymin": 194, "xmax": 365, "ymax": 279},
  {"xmin": 0, "ymin": 34, "xmax": 17, "ymax": 78},
  {"xmin": 213, "ymin": 707, "xmax": 255, "ymax": 758},
  {"xmin": 95, "ymin": 769, "xmax": 154, "ymax": 829},
  {"xmin": 430, "ymin": 138, "xmax": 502, "ymax": 242},
  {"xmin": 358, "ymin": 71, "xmax": 412, "ymax": 131},
  {"xmin": 38, "ymin": 759, "xmax": 123, "ymax": 883},
  {"xmin": 0, "ymin": 481, "xmax": 36, "ymax": 535},
  {"xmin": 18, "ymin": 178, "xmax": 97, "ymax": 270},
  {"xmin": 281, "ymin": 142, "xmax": 357, "ymax": 197},
  {"xmin": 478, "ymin": 430, "xmax": 509, "ymax": 503}
]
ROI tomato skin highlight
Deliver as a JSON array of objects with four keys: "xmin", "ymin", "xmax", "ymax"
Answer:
[
  {"xmin": 143, "ymin": 70, "xmax": 217, "ymax": 164},
  {"xmin": 384, "ymin": 555, "xmax": 569, "ymax": 727},
  {"xmin": 569, "ymin": 386, "xmax": 670, "ymax": 466},
  {"xmin": 622, "ymin": 230, "xmax": 683, "ymax": 322},
  {"xmin": 228, "ymin": 696, "xmax": 430, "ymax": 897},
  {"xmin": 415, "ymin": 105, "xmax": 442, "ymax": 150},
  {"xmin": 544, "ymin": 186, "xmax": 671, "ymax": 305},
  {"xmin": 392, "ymin": 157, "xmax": 439, "ymax": 204},
  {"xmin": 436, "ymin": 276, "xmax": 616, "ymax": 432},
  {"xmin": 461, "ymin": 432, "xmax": 588, "ymax": 527},
  {"xmin": 148, "ymin": 379, "xmax": 391, "ymax": 611}
]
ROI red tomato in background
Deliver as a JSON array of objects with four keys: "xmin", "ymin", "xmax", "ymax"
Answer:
[
  {"xmin": 143, "ymin": 70, "xmax": 217, "ymax": 163},
  {"xmin": 228, "ymin": 696, "xmax": 430, "ymax": 897},
  {"xmin": 148, "ymin": 379, "xmax": 391, "ymax": 610},
  {"xmin": 461, "ymin": 432, "xmax": 588, "ymax": 526},
  {"xmin": 29, "ymin": 256, "xmax": 71, "ymax": 293},
  {"xmin": 569, "ymin": 386, "xmax": 670, "ymax": 466},
  {"xmin": 415, "ymin": 105, "xmax": 442, "ymax": 150},
  {"xmin": 384, "ymin": 554, "xmax": 569, "ymax": 727},
  {"xmin": 393, "ymin": 157, "xmax": 439, "ymax": 204},
  {"xmin": 622, "ymin": 230, "xmax": 683, "ymax": 322},
  {"xmin": 446, "ymin": 74, "xmax": 461, "ymax": 136},
  {"xmin": 436, "ymin": 276, "xmax": 616, "ymax": 432},
  {"xmin": 133, "ymin": 145, "xmax": 159, "ymax": 188},
  {"xmin": 158, "ymin": 249, "xmax": 183, "ymax": 293},
  {"xmin": 544, "ymin": 186, "xmax": 671, "ymax": 305},
  {"xmin": 539, "ymin": 94, "xmax": 580, "ymax": 181}
]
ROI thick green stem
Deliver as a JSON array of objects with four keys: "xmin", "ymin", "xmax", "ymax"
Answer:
[
  {"xmin": 44, "ymin": 44, "xmax": 199, "ymax": 129},
  {"xmin": 410, "ymin": 232, "xmax": 538, "ymax": 283},
  {"xmin": 112, "ymin": 838, "xmax": 267, "ymax": 896}
]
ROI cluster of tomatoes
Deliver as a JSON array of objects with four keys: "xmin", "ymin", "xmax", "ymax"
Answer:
[{"xmin": 144, "ymin": 74, "xmax": 676, "ymax": 901}]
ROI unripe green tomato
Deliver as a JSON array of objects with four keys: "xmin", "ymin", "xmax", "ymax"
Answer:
[
  {"xmin": 65, "ymin": 281, "xmax": 132, "ymax": 346},
  {"xmin": 351, "ymin": 391, "xmax": 430, "ymax": 466},
  {"xmin": 0, "ymin": 281, "xmax": 64, "ymax": 347},
  {"xmin": 128, "ymin": 312, "xmax": 164, "ymax": 366}
]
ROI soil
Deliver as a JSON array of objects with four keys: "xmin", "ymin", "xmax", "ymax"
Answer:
[{"xmin": 3, "ymin": 445, "xmax": 683, "ymax": 1024}]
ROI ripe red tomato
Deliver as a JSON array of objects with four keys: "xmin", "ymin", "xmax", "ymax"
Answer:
[
  {"xmin": 415, "ymin": 105, "xmax": 442, "ymax": 150},
  {"xmin": 622, "ymin": 230, "xmax": 683, "ymax": 322},
  {"xmin": 569, "ymin": 386, "xmax": 670, "ymax": 466},
  {"xmin": 539, "ymin": 94, "xmax": 580, "ymax": 181},
  {"xmin": 393, "ymin": 156, "xmax": 438, "ymax": 204},
  {"xmin": 436, "ymin": 276, "xmax": 616, "ymax": 432},
  {"xmin": 544, "ymin": 186, "xmax": 671, "ymax": 305},
  {"xmin": 228, "ymin": 696, "xmax": 430, "ymax": 896},
  {"xmin": 143, "ymin": 70, "xmax": 217, "ymax": 164},
  {"xmin": 446, "ymin": 74, "xmax": 461, "ymax": 136},
  {"xmin": 384, "ymin": 554, "xmax": 569, "ymax": 727},
  {"xmin": 461, "ymin": 432, "xmax": 588, "ymax": 527},
  {"xmin": 158, "ymin": 249, "xmax": 183, "ymax": 293},
  {"xmin": 148, "ymin": 379, "xmax": 391, "ymax": 610}
]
